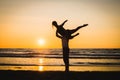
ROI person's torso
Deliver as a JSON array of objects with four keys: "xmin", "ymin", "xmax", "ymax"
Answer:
[{"xmin": 57, "ymin": 27, "xmax": 72, "ymax": 38}]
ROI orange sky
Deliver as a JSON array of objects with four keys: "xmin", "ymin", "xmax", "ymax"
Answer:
[{"xmin": 0, "ymin": 0, "xmax": 120, "ymax": 48}]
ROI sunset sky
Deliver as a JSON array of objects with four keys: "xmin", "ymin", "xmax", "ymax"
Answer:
[{"xmin": 0, "ymin": 0, "xmax": 120, "ymax": 48}]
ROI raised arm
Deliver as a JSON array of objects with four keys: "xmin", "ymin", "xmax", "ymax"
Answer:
[
  {"xmin": 56, "ymin": 31, "xmax": 62, "ymax": 39},
  {"xmin": 60, "ymin": 20, "xmax": 68, "ymax": 26}
]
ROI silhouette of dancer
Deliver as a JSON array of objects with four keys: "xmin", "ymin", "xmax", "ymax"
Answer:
[{"xmin": 52, "ymin": 20, "xmax": 88, "ymax": 72}]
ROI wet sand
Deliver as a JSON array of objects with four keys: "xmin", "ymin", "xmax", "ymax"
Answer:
[{"xmin": 0, "ymin": 70, "xmax": 120, "ymax": 80}]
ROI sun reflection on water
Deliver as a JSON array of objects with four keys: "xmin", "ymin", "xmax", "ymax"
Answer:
[
  {"xmin": 38, "ymin": 58, "xmax": 44, "ymax": 71},
  {"xmin": 39, "ymin": 58, "xmax": 43, "ymax": 64},
  {"xmin": 39, "ymin": 66, "xmax": 44, "ymax": 71}
]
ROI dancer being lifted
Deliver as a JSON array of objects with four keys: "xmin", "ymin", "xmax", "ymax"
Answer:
[{"xmin": 52, "ymin": 20, "xmax": 88, "ymax": 72}]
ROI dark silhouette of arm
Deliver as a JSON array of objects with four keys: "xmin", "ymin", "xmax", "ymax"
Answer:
[
  {"xmin": 69, "ymin": 33, "xmax": 79, "ymax": 39},
  {"xmin": 56, "ymin": 31, "xmax": 62, "ymax": 39},
  {"xmin": 60, "ymin": 20, "xmax": 68, "ymax": 26}
]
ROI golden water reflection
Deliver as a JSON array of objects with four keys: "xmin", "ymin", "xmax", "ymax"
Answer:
[
  {"xmin": 38, "ymin": 58, "xmax": 44, "ymax": 71},
  {"xmin": 38, "ymin": 66, "xmax": 44, "ymax": 71},
  {"xmin": 36, "ymin": 58, "xmax": 120, "ymax": 71},
  {"xmin": 39, "ymin": 58, "xmax": 43, "ymax": 64},
  {"xmin": 0, "ymin": 58, "xmax": 120, "ymax": 71}
]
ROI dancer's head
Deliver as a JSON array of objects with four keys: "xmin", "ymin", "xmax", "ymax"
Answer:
[{"xmin": 52, "ymin": 21, "xmax": 58, "ymax": 28}]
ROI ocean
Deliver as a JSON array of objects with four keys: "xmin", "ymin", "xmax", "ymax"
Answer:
[{"xmin": 0, "ymin": 48, "xmax": 120, "ymax": 71}]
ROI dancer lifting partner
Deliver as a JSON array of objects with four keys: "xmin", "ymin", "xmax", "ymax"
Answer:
[{"xmin": 52, "ymin": 20, "xmax": 88, "ymax": 72}]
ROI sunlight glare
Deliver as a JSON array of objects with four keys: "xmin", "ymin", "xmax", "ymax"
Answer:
[{"xmin": 38, "ymin": 39, "xmax": 45, "ymax": 45}]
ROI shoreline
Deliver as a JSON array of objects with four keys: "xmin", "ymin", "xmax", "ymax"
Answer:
[{"xmin": 0, "ymin": 70, "xmax": 120, "ymax": 80}]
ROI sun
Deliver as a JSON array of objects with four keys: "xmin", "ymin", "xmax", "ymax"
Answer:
[{"xmin": 38, "ymin": 39, "xmax": 45, "ymax": 45}]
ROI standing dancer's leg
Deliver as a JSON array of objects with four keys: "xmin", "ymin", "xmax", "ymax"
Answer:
[
  {"xmin": 62, "ymin": 39, "xmax": 69, "ymax": 72},
  {"xmin": 63, "ymin": 48, "xmax": 69, "ymax": 72}
]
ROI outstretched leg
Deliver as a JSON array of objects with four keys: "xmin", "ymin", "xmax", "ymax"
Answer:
[{"xmin": 68, "ymin": 24, "xmax": 88, "ymax": 34}]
